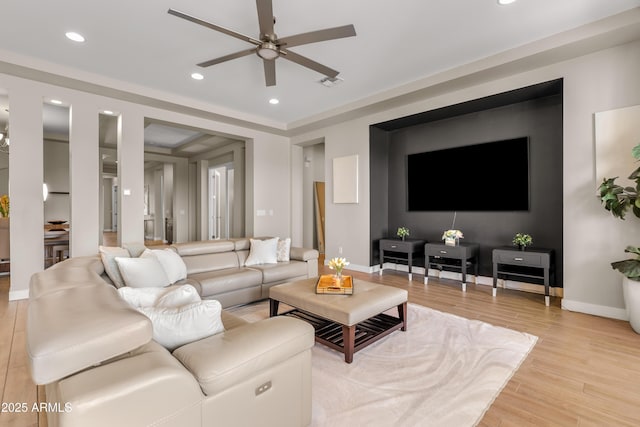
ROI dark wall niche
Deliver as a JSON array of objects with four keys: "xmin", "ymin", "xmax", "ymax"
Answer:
[{"xmin": 369, "ymin": 79, "xmax": 563, "ymax": 287}]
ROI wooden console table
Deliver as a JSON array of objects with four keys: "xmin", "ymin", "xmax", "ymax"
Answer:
[
  {"xmin": 492, "ymin": 247, "xmax": 554, "ymax": 306},
  {"xmin": 424, "ymin": 242, "xmax": 479, "ymax": 292},
  {"xmin": 379, "ymin": 238, "xmax": 425, "ymax": 281}
]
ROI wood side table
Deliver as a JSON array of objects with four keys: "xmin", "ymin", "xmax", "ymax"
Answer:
[
  {"xmin": 379, "ymin": 238, "xmax": 425, "ymax": 281},
  {"xmin": 492, "ymin": 247, "xmax": 554, "ymax": 306},
  {"xmin": 424, "ymin": 242, "xmax": 479, "ymax": 292}
]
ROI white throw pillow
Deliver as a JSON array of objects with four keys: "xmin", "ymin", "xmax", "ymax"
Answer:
[
  {"xmin": 277, "ymin": 237, "xmax": 291, "ymax": 262},
  {"xmin": 118, "ymin": 284, "xmax": 201, "ymax": 308},
  {"xmin": 245, "ymin": 237, "xmax": 279, "ymax": 266},
  {"xmin": 156, "ymin": 285, "xmax": 201, "ymax": 308},
  {"xmin": 99, "ymin": 246, "xmax": 130, "ymax": 288},
  {"xmin": 145, "ymin": 248, "xmax": 188, "ymax": 284},
  {"xmin": 137, "ymin": 300, "xmax": 225, "ymax": 351},
  {"xmin": 115, "ymin": 256, "xmax": 170, "ymax": 288},
  {"xmin": 118, "ymin": 286, "xmax": 168, "ymax": 307}
]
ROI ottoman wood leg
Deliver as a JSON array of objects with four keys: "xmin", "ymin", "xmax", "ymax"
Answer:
[
  {"xmin": 343, "ymin": 325, "xmax": 355, "ymax": 363},
  {"xmin": 269, "ymin": 299, "xmax": 280, "ymax": 317},
  {"xmin": 399, "ymin": 301, "xmax": 407, "ymax": 331}
]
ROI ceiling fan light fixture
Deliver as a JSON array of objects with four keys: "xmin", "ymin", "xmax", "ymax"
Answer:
[
  {"xmin": 497, "ymin": 0, "xmax": 517, "ymax": 4},
  {"xmin": 257, "ymin": 42, "xmax": 279, "ymax": 60}
]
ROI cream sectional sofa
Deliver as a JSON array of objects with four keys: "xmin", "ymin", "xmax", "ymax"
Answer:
[
  {"xmin": 171, "ymin": 238, "xmax": 319, "ymax": 307},
  {"xmin": 26, "ymin": 239, "xmax": 318, "ymax": 427}
]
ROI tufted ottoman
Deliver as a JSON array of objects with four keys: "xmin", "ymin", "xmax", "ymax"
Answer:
[{"xmin": 269, "ymin": 277, "xmax": 408, "ymax": 363}]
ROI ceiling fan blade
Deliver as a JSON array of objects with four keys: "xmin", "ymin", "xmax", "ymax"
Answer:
[
  {"xmin": 168, "ymin": 9, "xmax": 261, "ymax": 45},
  {"xmin": 263, "ymin": 59, "xmax": 276, "ymax": 86},
  {"xmin": 280, "ymin": 49, "xmax": 339, "ymax": 78},
  {"xmin": 278, "ymin": 25, "xmax": 356, "ymax": 48},
  {"xmin": 197, "ymin": 48, "xmax": 256, "ymax": 68},
  {"xmin": 256, "ymin": 0, "xmax": 275, "ymax": 38}
]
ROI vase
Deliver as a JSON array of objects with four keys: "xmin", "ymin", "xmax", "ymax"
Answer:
[
  {"xmin": 444, "ymin": 237, "xmax": 458, "ymax": 247},
  {"xmin": 334, "ymin": 271, "xmax": 343, "ymax": 282},
  {"xmin": 519, "ymin": 245, "xmax": 525, "ymax": 251},
  {"xmin": 623, "ymin": 276, "xmax": 640, "ymax": 334}
]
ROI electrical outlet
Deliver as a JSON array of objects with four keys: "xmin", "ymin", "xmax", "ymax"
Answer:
[
  {"xmin": 338, "ymin": 246, "xmax": 343, "ymax": 254},
  {"xmin": 255, "ymin": 381, "xmax": 272, "ymax": 396}
]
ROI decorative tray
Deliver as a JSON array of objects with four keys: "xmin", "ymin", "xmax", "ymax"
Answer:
[{"xmin": 315, "ymin": 274, "xmax": 353, "ymax": 295}]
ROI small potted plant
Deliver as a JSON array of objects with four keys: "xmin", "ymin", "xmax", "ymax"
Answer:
[
  {"xmin": 442, "ymin": 229, "xmax": 463, "ymax": 246},
  {"xmin": 397, "ymin": 227, "xmax": 410, "ymax": 241},
  {"xmin": 512, "ymin": 233, "xmax": 532, "ymax": 251}
]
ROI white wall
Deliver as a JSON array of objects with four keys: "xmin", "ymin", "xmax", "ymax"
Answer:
[
  {"xmin": 0, "ymin": 74, "xmax": 292, "ymax": 299},
  {"xmin": 247, "ymin": 136, "xmax": 291, "ymax": 239},
  {"xmin": 291, "ymin": 39, "xmax": 640, "ymax": 320}
]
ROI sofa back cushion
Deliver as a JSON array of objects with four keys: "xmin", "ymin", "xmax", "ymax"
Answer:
[
  {"xmin": 181, "ymin": 252, "xmax": 240, "ymax": 275},
  {"xmin": 171, "ymin": 240, "xmax": 235, "ymax": 256}
]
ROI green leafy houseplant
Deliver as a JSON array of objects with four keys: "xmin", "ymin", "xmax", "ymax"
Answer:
[
  {"xmin": 397, "ymin": 227, "xmax": 410, "ymax": 240},
  {"xmin": 512, "ymin": 233, "xmax": 532, "ymax": 249},
  {"xmin": 598, "ymin": 142, "xmax": 640, "ymax": 278}
]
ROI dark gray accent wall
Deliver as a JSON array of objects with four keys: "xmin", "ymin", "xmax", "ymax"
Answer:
[{"xmin": 370, "ymin": 83, "xmax": 563, "ymax": 287}]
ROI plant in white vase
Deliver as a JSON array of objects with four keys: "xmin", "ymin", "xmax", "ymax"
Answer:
[
  {"xmin": 598, "ymin": 142, "xmax": 640, "ymax": 333},
  {"xmin": 442, "ymin": 229, "xmax": 463, "ymax": 246}
]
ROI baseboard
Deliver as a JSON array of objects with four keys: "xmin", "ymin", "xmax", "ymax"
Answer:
[
  {"xmin": 562, "ymin": 298, "xmax": 628, "ymax": 321},
  {"xmin": 9, "ymin": 289, "xmax": 29, "ymax": 301}
]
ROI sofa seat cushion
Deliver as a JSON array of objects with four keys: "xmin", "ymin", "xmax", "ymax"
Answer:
[
  {"xmin": 27, "ymin": 283, "xmax": 153, "ymax": 385},
  {"xmin": 173, "ymin": 316, "xmax": 314, "ymax": 396},
  {"xmin": 189, "ymin": 268, "xmax": 262, "ymax": 297},
  {"xmin": 248, "ymin": 261, "xmax": 309, "ymax": 284}
]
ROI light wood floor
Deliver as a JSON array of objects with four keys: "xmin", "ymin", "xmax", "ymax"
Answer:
[{"xmin": 2, "ymin": 266, "xmax": 640, "ymax": 426}]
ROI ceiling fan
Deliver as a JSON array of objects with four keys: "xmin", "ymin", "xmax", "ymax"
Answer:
[{"xmin": 168, "ymin": 0, "xmax": 356, "ymax": 86}]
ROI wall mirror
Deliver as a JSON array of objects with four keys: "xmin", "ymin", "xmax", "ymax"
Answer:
[{"xmin": 142, "ymin": 119, "xmax": 246, "ymax": 243}]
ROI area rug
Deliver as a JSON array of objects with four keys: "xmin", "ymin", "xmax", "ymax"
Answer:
[{"xmin": 228, "ymin": 301, "xmax": 538, "ymax": 427}]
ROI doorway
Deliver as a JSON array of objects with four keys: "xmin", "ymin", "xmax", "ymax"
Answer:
[{"xmin": 208, "ymin": 164, "xmax": 234, "ymax": 240}]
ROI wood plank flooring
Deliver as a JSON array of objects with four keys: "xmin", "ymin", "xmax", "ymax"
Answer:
[{"xmin": 2, "ymin": 265, "xmax": 640, "ymax": 426}]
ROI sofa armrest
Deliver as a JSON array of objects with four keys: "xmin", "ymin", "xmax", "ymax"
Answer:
[
  {"xmin": 290, "ymin": 247, "xmax": 319, "ymax": 262},
  {"xmin": 173, "ymin": 316, "xmax": 314, "ymax": 396},
  {"xmin": 45, "ymin": 341, "xmax": 203, "ymax": 427}
]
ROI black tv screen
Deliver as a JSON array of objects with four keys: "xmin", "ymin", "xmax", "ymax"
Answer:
[{"xmin": 407, "ymin": 137, "xmax": 530, "ymax": 211}]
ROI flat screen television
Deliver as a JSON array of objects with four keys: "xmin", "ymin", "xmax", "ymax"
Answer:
[{"xmin": 407, "ymin": 137, "xmax": 529, "ymax": 211}]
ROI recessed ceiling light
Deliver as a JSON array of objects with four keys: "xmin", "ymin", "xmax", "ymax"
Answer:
[
  {"xmin": 50, "ymin": 99, "xmax": 63, "ymax": 105},
  {"xmin": 191, "ymin": 72, "xmax": 204, "ymax": 80},
  {"xmin": 269, "ymin": 98, "xmax": 279, "ymax": 105},
  {"xmin": 65, "ymin": 31, "xmax": 85, "ymax": 43},
  {"xmin": 103, "ymin": 110, "xmax": 114, "ymax": 115},
  {"xmin": 497, "ymin": 0, "xmax": 516, "ymax": 4}
]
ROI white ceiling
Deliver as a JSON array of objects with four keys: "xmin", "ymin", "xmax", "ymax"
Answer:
[{"xmin": 0, "ymin": 1, "xmax": 639, "ymax": 128}]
